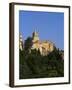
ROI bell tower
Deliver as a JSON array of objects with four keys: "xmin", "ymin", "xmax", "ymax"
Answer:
[
  {"xmin": 32, "ymin": 30, "xmax": 39, "ymax": 43},
  {"xmin": 19, "ymin": 33, "xmax": 23, "ymax": 50}
]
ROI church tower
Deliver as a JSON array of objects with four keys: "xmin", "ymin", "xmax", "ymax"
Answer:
[
  {"xmin": 32, "ymin": 31, "xmax": 39, "ymax": 43},
  {"xmin": 19, "ymin": 33, "xmax": 24, "ymax": 50}
]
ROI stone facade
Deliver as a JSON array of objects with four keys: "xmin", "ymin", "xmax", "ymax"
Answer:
[{"xmin": 31, "ymin": 31, "xmax": 55, "ymax": 56}]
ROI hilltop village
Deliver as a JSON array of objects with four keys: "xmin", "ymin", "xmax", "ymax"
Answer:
[{"xmin": 19, "ymin": 31, "xmax": 64, "ymax": 79}]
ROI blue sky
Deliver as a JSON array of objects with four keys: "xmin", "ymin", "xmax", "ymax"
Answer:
[{"xmin": 19, "ymin": 10, "xmax": 64, "ymax": 50}]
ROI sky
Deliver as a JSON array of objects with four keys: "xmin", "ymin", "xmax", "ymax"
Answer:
[{"xmin": 19, "ymin": 10, "xmax": 64, "ymax": 50}]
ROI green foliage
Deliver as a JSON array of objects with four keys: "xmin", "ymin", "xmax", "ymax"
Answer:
[
  {"xmin": 24, "ymin": 37, "xmax": 32, "ymax": 51},
  {"xmin": 19, "ymin": 48, "xmax": 64, "ymax": 79}
]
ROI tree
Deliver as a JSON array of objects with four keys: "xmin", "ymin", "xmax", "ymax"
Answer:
[
  {"xmin": 24, "ymin": 37, "xmax": 32, "ymax": 51},
  {"xmin": 20, "ymin": 44, "xmax": 64, "ymax": 79}
]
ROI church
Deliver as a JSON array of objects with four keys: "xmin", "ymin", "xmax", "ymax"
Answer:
[{"xmin": 19, "ymin": 31, "xmax": 55, "ymax": 56}]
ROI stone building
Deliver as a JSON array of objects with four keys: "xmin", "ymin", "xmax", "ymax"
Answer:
[
  {"xmin": 19, "ymin": 31, "xmax": 55, "ymax": 56},
  {"xmin": 31, "ymin": 31, "xmax": 55, "ymax": 56}
]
